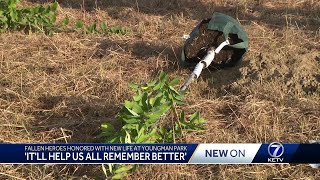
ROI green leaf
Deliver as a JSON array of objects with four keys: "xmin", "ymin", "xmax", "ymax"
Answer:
[
  {"xmin": 175, "ymin": 122, "xmax": 181, "ymax": 132},
  {"xmin": 108, "ymin": 164, "xmax": 113, "ymax": 173},
  {"xmin": 114, "ymin": 165, "xmax": 133, "ymax": 174},
  {"xmin": 86, "ymin": 23, "xmax": 97, "ymax": 33},
  {"xmin": 122, "ymin": 118, "xmax": 139, "ymax": 124},
  {"xmin": 109, "ymin": 26, "xmax": 128, "ymax": 35},
  {"xmin": 75, "ymin": 20, "xmax": 83, "ymax": 29},
  {"xmin": 122, "ymin": 124, "xmax": 138, "ymax": 130},
  {"xmin": 112, "ymin": 172, "xmax": 128, "ymax": 179},
  {"xmin": 173, "ymin": 98, "xmax": 184, "ymax": 105},
  {"xmin": 189, "ymin": 111, "xmax": 200, "ymax": 122},
  {"xmin": 159, "ymin": 127, "xmax": 165, "ymax": 135},
  {"xmin": 153, "ymin": 96, "xmax": 162, "ymax": 107},
  {"xmin": 101, "ymin": 164, "xmax": 108, "ymax": 177},
  {"xmin": 124, "ymin": 100, "xmax": 132, "ymax": 109},
  {"xmin": 50, "ymin": 2, "xmax": 58, "ymax": 11},
  {"xmin": 169, "ymin": 78, "xmax": 180, "ymax": 86},
  {"xmin": 131, "ymin": 102, "xmax": 143, "ymax": 114},
  {"xmin": 100, "ymin": 122, "xmax": 115, "ymax": 136},
  {"xmin": 136, "ymin": 128, "xmax": 149, "ymax": 143},
  {"xmin": 123, "ymin": 106, "xmax": 139, "ymax": 117},
  {"xmin": 100, "ymin": 22, "xmax": 107, "ymax": 33},
  {"xmin": 106, "ymin": 136, "xmax": 120, "ymax": 143},
  {"xmin": 141, "ymin": 92, "xmax": 149, "ymax": 110},
  {"xmin": 168, "ymin": 85, "xmax": 180, "ymax": 95},
  {"xmin": 173, "ymin": 94, "xmax": 183, "ymax": 101},
  {"xmin": 8, "ymin": 0, "xmax": 17, "ymax": 9},
  {"xmin": 195, "ymin": 118, "xmax": 206, "ymax": 124},
  {"xmin": 166, "ymin": 132, "xmax": 173, "ymax": 141},
  {"xmin": 159, "ymin": 71, "xmax": 167, "ymax": 82},
  {"xmin": 149, "ymin": 128, "xmax": 160, "ymax": 139},
  {"xmin": 153, "ymin": 82, "xmax": 163, "ymax": 90},
  {"xmin": 137, "ymin": 127, "xmax": 145, "ymax": 137},
  {"xmin": 136, "ymin": 133, "xmax": 148, "ymax": 143},
  {"xmin": 125, "ymin": 130, "xmax": 132, "ymax": 143},
  {"xmin": 92, "ymin": 22, "xmax": 97, "ymax": 31},
  {"xmin": 128, "ymin": 83, "xmax": 139, "ymax": 89},
  {"xmin": 133, "ymin": 94, "xmax": 142, "ymax": 102},
  {"xmin": 147, "ymin": 80, "xmax": 157, "ymax": 87},
  {"xmin": 145, "ymin": 103, "xmax": 170, "ymax": 124},
  {"xmin": 180, "ymin": 111, "xmax": 185, "ymax": 122},
  {"xmin": 62, "ymin": 14, "xmax": 69, "ymax": 26},
  {"xmin": 149, "ymin": 97, "xmax": 155, "ymax": 106}
]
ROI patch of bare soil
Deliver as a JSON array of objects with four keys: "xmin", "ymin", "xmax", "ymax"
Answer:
[{"xmin": 241, "ymin": 49, "xmax": 320, "ymax": 96}]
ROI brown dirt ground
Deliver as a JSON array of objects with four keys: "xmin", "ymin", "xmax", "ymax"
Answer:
[{"xmin": 0, "ymin": 0, "xmax": 320, "ymax": 179}]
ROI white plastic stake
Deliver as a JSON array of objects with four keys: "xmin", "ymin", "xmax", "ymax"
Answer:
[
  {"xmin": 192, "ymin": 62, "xmax": 205, "ymax": 78},
  {"xmin": 199, "ymin": 49, "xmax": 214, "ymax": 68},
  {"xmin": 215, "ymin": 39, "xmax": 230, "ymax": 53},
  {"xmin": 199, "ymin": 39, "xmax": 230, "ymax": 69},
  {"xmin": 181, "ymin": 39, "xmax": 230, "ymax": 91}
]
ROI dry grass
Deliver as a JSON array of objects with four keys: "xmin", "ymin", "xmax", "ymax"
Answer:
[{"xmin": 0, "ymin": 0, "xmax": 319, "ymax": 179}]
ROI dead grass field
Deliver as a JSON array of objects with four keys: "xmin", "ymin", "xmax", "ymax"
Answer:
[{"xmin": 0, "ymin": 0, "xmax": 319, "ymax": 179}]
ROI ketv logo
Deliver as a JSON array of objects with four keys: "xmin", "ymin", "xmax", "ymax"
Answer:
[{"xmin": 267, "ymin": 142, "xmax": 284, "ymax": 163}]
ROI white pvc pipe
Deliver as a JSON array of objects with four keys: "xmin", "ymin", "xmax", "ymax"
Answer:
[
  {"xmin": 181, "ymin": 39, "xmax": 231, "ymax": 91},
  {"xmin": 193, "ymin": 39, "xmax": 230, "ymax": 77},
  {"xmin": 215, "ymin": 40, "xmax": 230, "ymax": 53},
  {"xmin": 200, "ymin": 49, "xmax": 215, "ymax": 68},
  {"xmin": 193, "ymin": 62, "xmax": 205, "ymax": 78}
]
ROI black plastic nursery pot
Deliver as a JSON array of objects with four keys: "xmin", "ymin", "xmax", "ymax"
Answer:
[{"xmin": 181, "ymin": 12, "xmax": 249, "ymax": 69}]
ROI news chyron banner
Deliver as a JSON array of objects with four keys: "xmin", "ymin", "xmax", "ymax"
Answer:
[{"xmin": 0, "ymin": 143, "xmax": 319, "ymax": 164}]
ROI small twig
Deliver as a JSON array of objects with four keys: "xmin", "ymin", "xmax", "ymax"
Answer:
[
  {"xmin": 171, "ymin": 104, "xmax": 179, "ymax": 121},
  {"xmin": 60, "ymin": 128, "xmax": 69, "ymax": 143},
  {"xmin": 0, "ymin": 124, "xmax": 24, "ymax": 128},
  {"xmin": 171, "ymin": 103, "xmax": 184, "ymax": 137},
  {"xmin": 135, "ymin": 0, "xmax": 140, "ymax": 13},
  {"xmin": 171, "ymin": 118, "xmax": 176, "ymax": 143}
]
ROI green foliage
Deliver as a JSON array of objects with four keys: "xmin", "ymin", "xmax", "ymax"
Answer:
[
  {"xmin": 62, "ymin": 14, "xmax": 69, "ymax": 27},
  {"xmin": 109, "ymin": 26, "xmax": 128, "ymax": 35},
  {"xmin": 75, "ymin": 20, "xmax": 83, "ymax": 29},
  {"xmin": 85, "ymin": 22, "xmax": 97, "ymax": 33},
  {"xmin": 0, "ymin": 0, "xmax": 57, "ymax": 33},
  {"xmin": 100, "ymin": 22, "xmax": 107, "ymax": 33},
  {"xmin": 100, "ymin": 72, "xmax": 206, "ymax": 179},
  {"xmin": 82, "ymin": 22, "xmax": 129, "ymax": 35},
  {"xmin": 0, "ymin": 1, "xmax": 130, "ymax": 35}
]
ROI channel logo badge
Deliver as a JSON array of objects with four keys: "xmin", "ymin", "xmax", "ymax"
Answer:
[{"xmin": 267, "ymin": 142, "xmax": 284, "ymax": 163}]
